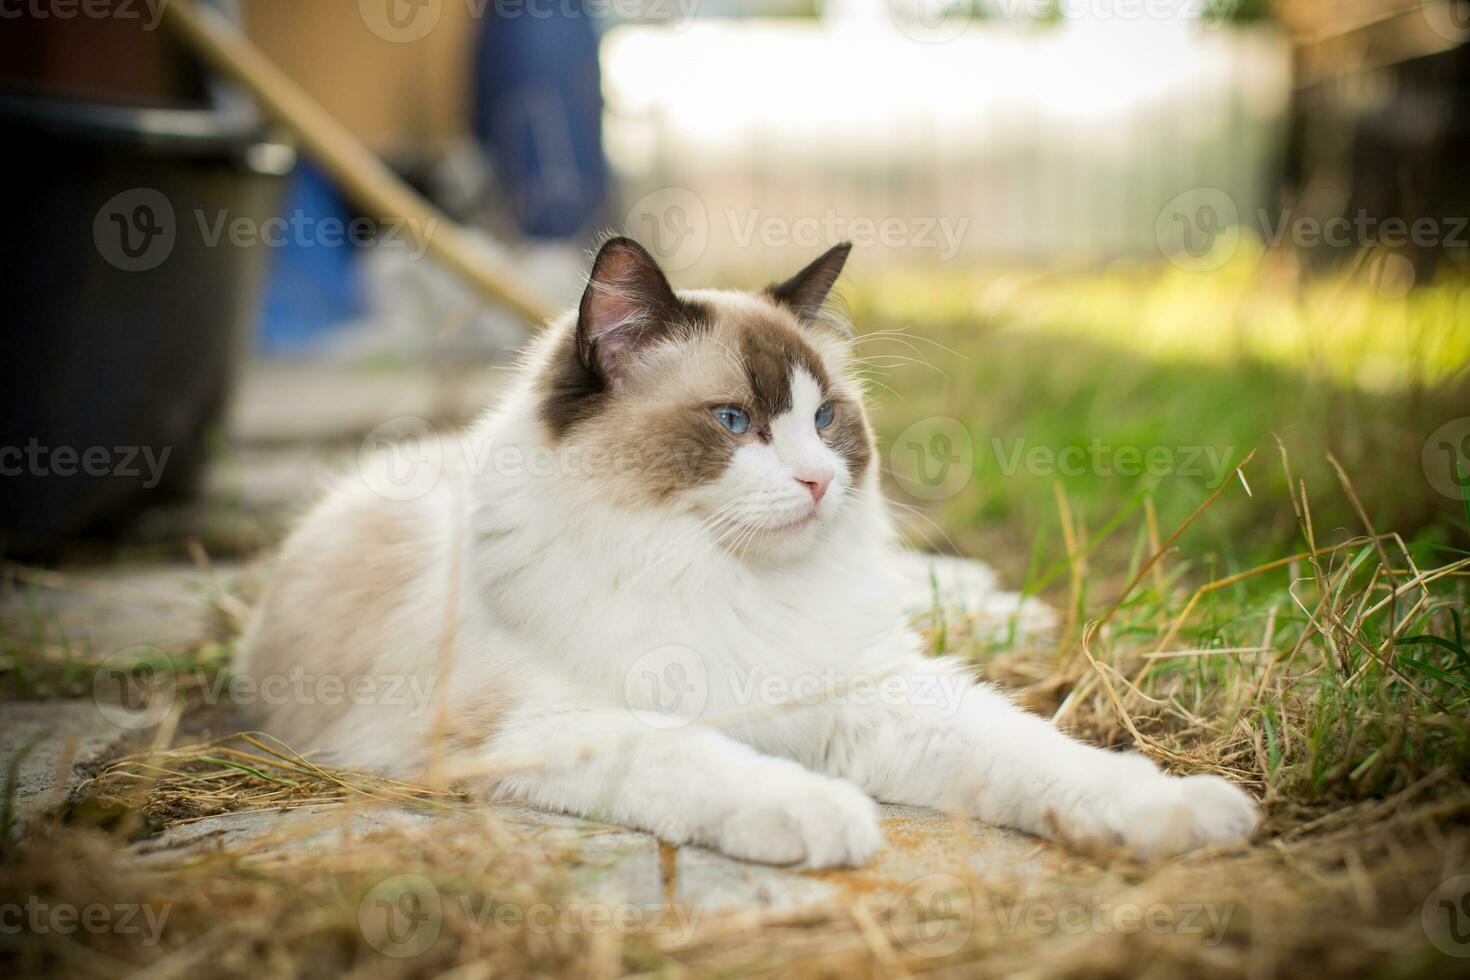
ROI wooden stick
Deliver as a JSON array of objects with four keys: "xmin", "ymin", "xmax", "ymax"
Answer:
[{"xmin": 161, "ymin": 0, "xmax": 555, "ymax": 326}]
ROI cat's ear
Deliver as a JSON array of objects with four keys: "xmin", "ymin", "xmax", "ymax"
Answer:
[
  {"xmin": 577, "ymin": 237, "xmax": 684, "ymax": 385},
  {"xmin": 767, "ymin": 242, "xmax": 852, "ymax": 324}
]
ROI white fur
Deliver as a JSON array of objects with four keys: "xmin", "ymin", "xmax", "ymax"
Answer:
[{"xmin": 239, "ymin": 331, "xmax": 1258, "ymax": 868}]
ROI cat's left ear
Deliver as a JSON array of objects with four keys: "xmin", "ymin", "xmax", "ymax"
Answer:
[{"xmin": 767, "ymin": 242, "xmax": 852, "ymax": 325}]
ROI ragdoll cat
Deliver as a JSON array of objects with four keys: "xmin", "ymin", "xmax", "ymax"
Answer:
[{"xmin": 239, "ymin": 238, "xmax": 1259, "ymax": 867}]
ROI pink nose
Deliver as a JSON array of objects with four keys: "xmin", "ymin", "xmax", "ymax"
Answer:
[{"xmin": 795, "ymin": 471, "xmax": 832, "ymax": 504}]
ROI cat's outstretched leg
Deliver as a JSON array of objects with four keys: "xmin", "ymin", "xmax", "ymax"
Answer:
[
  {"xmin": 826, "ymin": 667, "xmax": 1258, "ymax": 860},
  {"xmin": 476, "ymin": 704, "xmax": 883, "ymax": 868}
]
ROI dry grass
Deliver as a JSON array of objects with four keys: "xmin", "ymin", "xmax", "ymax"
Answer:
[
  {"xmin": 82, "ymin": 733, "xmax": 469, "ymax": 827},
  {"xmin": 2, "ymin": 766, "xmax": 1465, "ymax": 978}
]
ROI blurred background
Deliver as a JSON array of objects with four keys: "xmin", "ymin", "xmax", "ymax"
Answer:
[
  {"xmin": 4, "ymin": 7, "xmax": 1470, "ymax": 973},
  {"xmin": 1, "ymin": 0, "xmax": 1467, "ymax": 577}
]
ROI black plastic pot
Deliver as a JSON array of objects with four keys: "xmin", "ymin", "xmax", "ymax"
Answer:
[{"xmin": 0, "ymin": 90, "xmax": 292, "ymax": 553}]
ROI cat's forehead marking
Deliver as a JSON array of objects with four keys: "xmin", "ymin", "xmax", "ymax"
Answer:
[{"xmin": 730, "ymin": 310, "xmax": 830, "ymax": 420}]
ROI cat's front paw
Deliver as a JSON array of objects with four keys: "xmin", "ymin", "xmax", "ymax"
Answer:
[
  {"xmin": 1120, "ymin": 774, "xmax": 1260, "ymax": 860},
  {"xmin": 716, "ymin": 777, "xmax": 882, "ymax": 868}
]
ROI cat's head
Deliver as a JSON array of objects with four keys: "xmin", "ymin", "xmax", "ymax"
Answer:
[{"xmin": 538, "ymin": 237, "xmax": 874, "ymax": 560}]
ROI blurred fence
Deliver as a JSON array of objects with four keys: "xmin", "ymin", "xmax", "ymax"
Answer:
[{"xmin": 603, "ymin": 21, "xmax": 1291, "ymax": 275}]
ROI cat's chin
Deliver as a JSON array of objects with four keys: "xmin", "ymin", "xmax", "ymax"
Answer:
[
  {"xmin": 763, "ymin": 511, "xmax": 819, "ymax": 533},
  {"xmin": 719, "ymin": 511, "xmax": 829, "ymax": 565}
]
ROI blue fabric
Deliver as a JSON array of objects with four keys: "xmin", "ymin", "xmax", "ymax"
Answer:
[
  {"xmin": 257, "ymin": 162, "xmax": 364, "ymax": 355},
  {"xmin": 472, "ymin": 5, "xmax": 609, "ymax": 240}
]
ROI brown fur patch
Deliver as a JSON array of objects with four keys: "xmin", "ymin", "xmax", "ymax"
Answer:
[
  {"xmin": 633, "ymin": 396, "xmax": 738, "ymax": 500},
  {"xmin": 737, "ymin": 316, "xmax": 830, "ymax": 421},
  {"xmin": 824, "ymin": 394, "xmax": 875, "ymax": 482},
  {"xmin": 610, "ymin": 328, "xmax": 751, "ymax": 501},
  {"xmin": 242, "ymin": 490, "xmax": 428, "ymax": 747},
  {"xmin": 540, "ymin": 299, "xmax": 712, "ymax": 440},
  {"xmin": 445, "ymin": 683, "xmax": 519, "ymax": 753}
]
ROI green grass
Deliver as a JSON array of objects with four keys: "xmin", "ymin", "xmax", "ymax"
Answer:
[{"xmin": 850, "ymin": 256, "xmax": 1470, "ymax": 571}]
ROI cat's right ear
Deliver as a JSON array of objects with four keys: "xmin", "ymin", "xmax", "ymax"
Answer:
[
  {"xmin": 767, "ymin": 242, "xmax": 851, "ymax": 325},
  {"xmin": 576, "ymin": 237, "xmax": 683, "ymax": 387}
]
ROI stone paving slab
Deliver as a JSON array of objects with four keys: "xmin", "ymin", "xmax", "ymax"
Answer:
[
  {"xmin": 0, "ymin": 561, "xmax": 251, "ymax": 655},
  {"xmin": 123, "ymin": 798, "xmax": 1074, "ymax": 910},
  {"xmin": 227, "ymin": 361, "xmax": 506, "ymax": 446},
  {"xmin": 0, "ymin": 700, "xmax": 134, "ymax": 836}
]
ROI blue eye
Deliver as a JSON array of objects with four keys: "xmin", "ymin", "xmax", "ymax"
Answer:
[
  {"xmin": 712, "ymin": 406, "xmax": 751, "ymax": 434},
  {"xmin": 815, "ymin": 403, "xmax": 835, "ymax": 430}
]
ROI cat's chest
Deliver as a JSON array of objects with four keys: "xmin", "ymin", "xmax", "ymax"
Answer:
[
  {"xmin": 474, "ymin": 515, "xmax": 901, "ymax": 679},
  {"xmin": 574, "ymin": 584, "xmax": 890, "ymax": 723},
  {"xmin": 578, "ymin": 564, "xmax": 890, "ymax": 674}
]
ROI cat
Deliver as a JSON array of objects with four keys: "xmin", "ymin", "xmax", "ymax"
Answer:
[{"xmin": 238, "ymin": 237, "xmax": 1259, "ymax": 867}]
